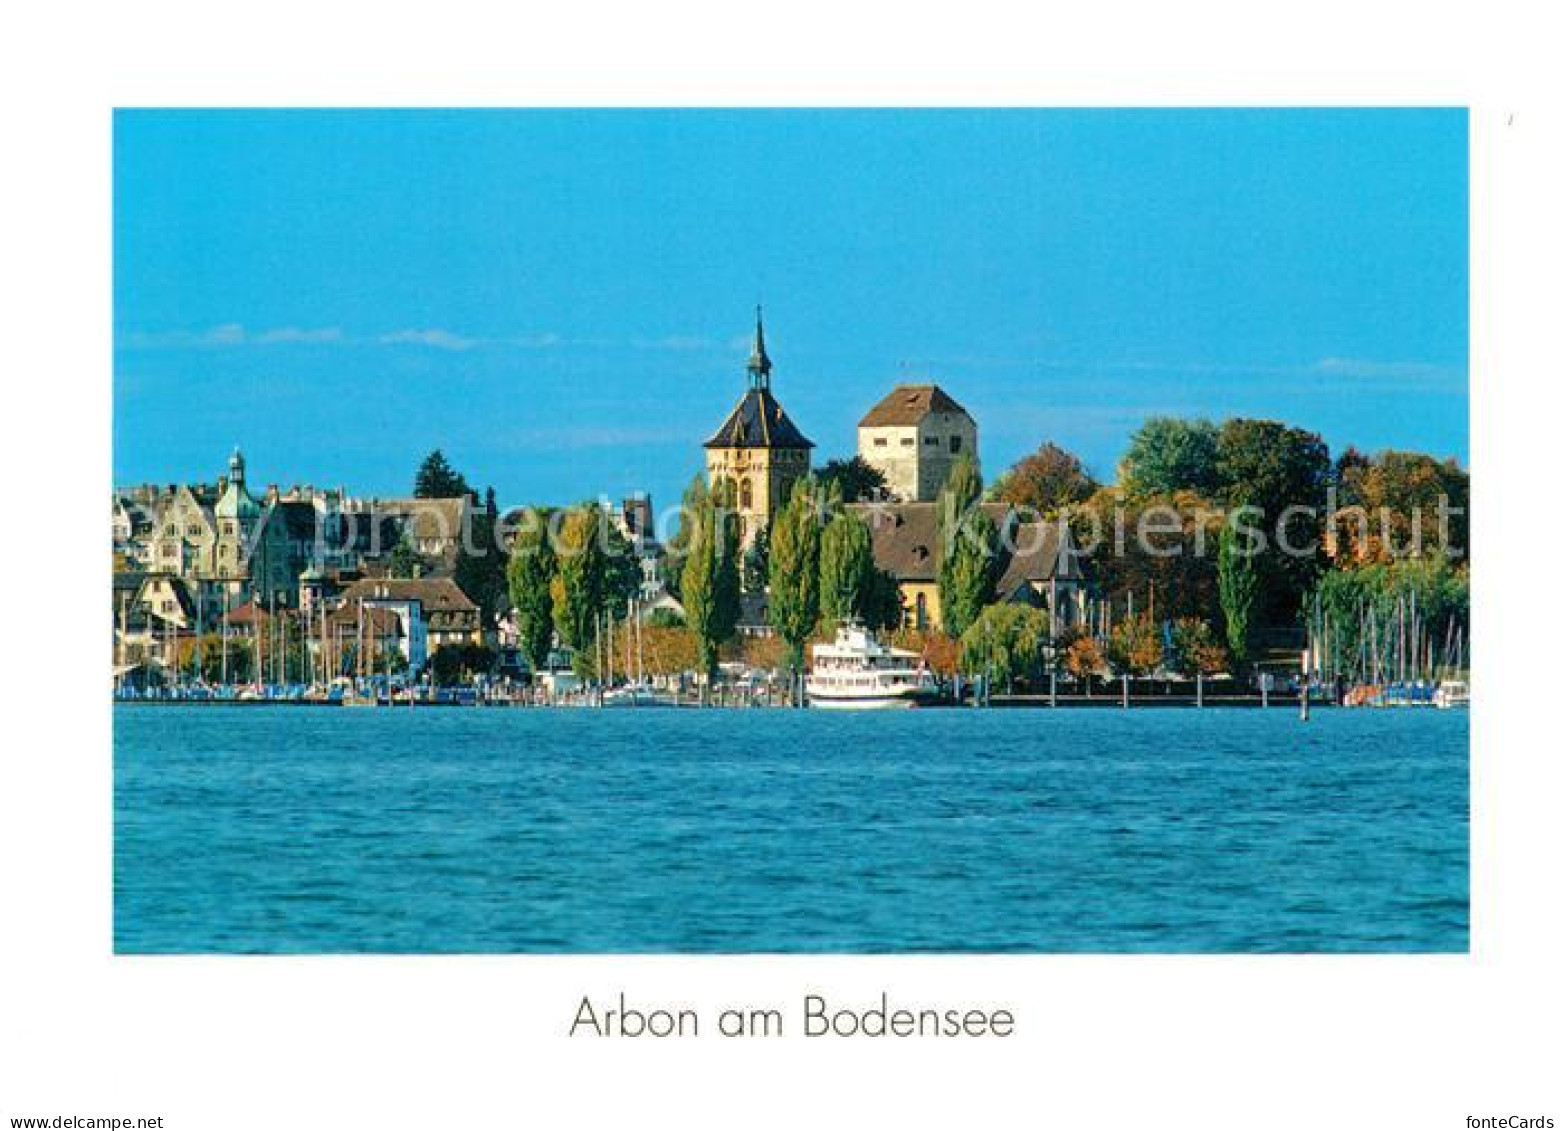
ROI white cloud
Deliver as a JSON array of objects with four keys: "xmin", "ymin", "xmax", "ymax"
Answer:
[
  {"xmin": 119, "ymin": 323, "xmax": 343, "ymax": 349},
  {"xmin": 253, "ymin": 326, "xmax": 344, "ymax": 345},
  {"xmin": 1314, "ymin": 357, "xmax": 1457, "ymax": 381},
  {"xmin": 376, "ymin": 328, "xmax": 478, "ymax": 351}
]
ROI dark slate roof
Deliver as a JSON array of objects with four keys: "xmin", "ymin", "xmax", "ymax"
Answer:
[
  {"xmin": 704, "ymin": 388, "xmax": 813, "ymax": 450},
  {"xmin": 858, "ymin": 384, "xmax": 971, "ymax": 428},
  {"xmin": 846, "ymin": 502, "xmax": 1085, "ymax": 587}
]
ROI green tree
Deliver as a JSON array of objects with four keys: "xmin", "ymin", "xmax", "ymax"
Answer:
[
  {"xmin": 429, "ymin": 643, "xmax": 495, "ymax": 686},
  {"xmin": 767, "ymin": 477, "xmax": 823, "ymax": 691},
  {"xmin": 413, "ymin": 449, "xmax": 471, "ymax": 500},
  {"xmin": 818, "ymin": 509, "xmax": 877, "ymax": 628},
  {"xmin": 387, "ymin": 532, "xmax": 420, "ymax": 579},
  {"xmin": 1305, "ymin": 558, "xmax": 1469, "ymax": 681},
  {"xmin": 505, "ymin": 506, "xmax": 557, "ymax": 673},
  {"xmin": 940, "ymin": 452, "xmax": 983, "ymax": 516},
  {"xmin": 1170, "ymin": 617, "xmax": 1227, "ymax": 677},
  {"xmin": 680, "ymin": 480, "xmax": 741, "ymax": 680},
  {"xmin": 1215, "ymin": 418, "xmax": 1331, "ymax": 623},
  {"xmin": 816, "ymin": 456, "xmax": 888, "ymax": 503},
  {"xmin": 552, "ymin": 503, "xmax": 638, "ymax": 678},
  {"xmin": 663, "ymin": 474, "xmax": 711, "ymax": 599},
  {"xmin": 1217, "ymin": 520, "xmax": 1260, "ymax": 671},
  {"xmin": 990, "ymin": 442, "xmax": 1098, "ymax": 515},
  {"xmin": 936, "ymin": 453, "xmax": 993, "ymax": 639},
  {"xmin": 960, "ymin": 604, "xmax": 1051, "ymax": 691},
  {"xmin": 1119, "ymin": 417, "xmax": 1221, "ymax": 498},
  {"xmin": 863, "ymin": 566, "xmax": 905, "ymax": 633},
  {"xmin": 742, "ymin": 520, "xmax": 770, "ymax": 593},
  {"xmin": 455, "ymin": 487, "xmax": 509, "ymax": 629}
]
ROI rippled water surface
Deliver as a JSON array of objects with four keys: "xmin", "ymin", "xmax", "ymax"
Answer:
[{"xmin": 114, "ymin": 705, "xmax": 1468, "ymax": 953}]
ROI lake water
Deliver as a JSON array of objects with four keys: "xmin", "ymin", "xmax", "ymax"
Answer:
[{"xmin": 114, "ymin": 705, "xmax": 1468, "ymax": 953}]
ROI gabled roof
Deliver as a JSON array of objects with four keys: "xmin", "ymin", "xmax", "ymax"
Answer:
[
  {"xmin": 858, "ymin": 384, "xmax": 972, "ymax": 428},
  {"xmin": 337, "ymin": 576, "xmax": 480, "ymax": 615},
  {"xmin": 134, "ymin": 573, "xmax": 197, "ymax": 620},
  {"xmin": 704, "ymin": 387, "xmax": 814, "ymax": 450},
  {"xmin": 846, "ymin": 502, "xmax": 1084, "ymax": 587},
  {"xmin": 370, "ymin": 497, "xmax": 473, "ymax": 543}
]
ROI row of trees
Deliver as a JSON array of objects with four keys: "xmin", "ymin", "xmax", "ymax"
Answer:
[{"xmin": 988, "ymin": 417, "xmax": 1466, "ymax": 668}]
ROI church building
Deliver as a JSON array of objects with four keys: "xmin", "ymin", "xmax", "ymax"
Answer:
[{"xmin": 704, "ymin": 309, "xmax": 814, "ymax": 545}]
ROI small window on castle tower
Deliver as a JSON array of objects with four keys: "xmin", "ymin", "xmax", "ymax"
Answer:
[{"xmin": 950, "ymin": 436, "xmax": 963, "ymax": 453}]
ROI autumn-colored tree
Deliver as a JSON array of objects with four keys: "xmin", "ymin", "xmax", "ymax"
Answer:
[
  {"xmin": 891, "ymin": 627, "xmax": 960, "ymax": 678},
  {"xmin": 991, "ymin": 442, "xmax": 1098, "ymax": 516},
  {"xmin": 1106, "ymin": 612, "xmax": 1163, "ymax": 678},
  {"xmin": 638, "ymin": 624, "xmax": 701, "ymax": 678},
  {"xmin": 1064, "ymin": 635, "xmax": 1106, "ymax": 695},
  {"xmin": 1067, "ymin": 486, "xmax": 1226, "ymax": 627},
  {"xmin": 1330, "ymin": 449, "xmax": 1469, "ymax": 564},
  {"xmin": 1170, "ymin": 617, "xmax": 1228, "ymax": 677}
]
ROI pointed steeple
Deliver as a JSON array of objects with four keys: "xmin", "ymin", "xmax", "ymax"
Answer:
[{"xmin": 746, "ymin": 304, "xmax": 772, "ymax": 389}]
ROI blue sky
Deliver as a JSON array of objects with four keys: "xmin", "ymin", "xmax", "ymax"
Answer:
[{"xmin": 114, "ymin": 109, "xmax": 1467, "ymax": 509}]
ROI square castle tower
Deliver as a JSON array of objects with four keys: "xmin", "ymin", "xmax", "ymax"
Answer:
[{"xmin": 857, "ymin": 384, "xmax": 978, "ymax": 502}]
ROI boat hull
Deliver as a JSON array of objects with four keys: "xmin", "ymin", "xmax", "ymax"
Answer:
[{"xmin": 805, "ymin": 687, "xmax": 936, "ymax": 710}]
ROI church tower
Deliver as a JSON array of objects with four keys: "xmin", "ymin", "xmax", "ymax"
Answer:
[{"xmin": 703, "ymin": 308, "xmax": 814, "ymax": 545}]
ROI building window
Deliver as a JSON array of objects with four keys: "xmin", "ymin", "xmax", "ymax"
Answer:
[
  {"xmin": 924, "ymin": 436, "xmax": 939, "ymax": 446},
  {"xmin": 739, "ymin": 478, "xmax": 754, "ymax": 510},
  {"xmin": 914, "ymin": 592, "xmax": 928, "ymax": 630},
  {"xmin": 873, "ymin": 438, "xmax": 887, "ymax": 447},
  {"xmin": 950, "ymin": 435, "xmax": 963, "ymax": 453},
  {"xmin": 900, "ymin": 437, "xmax": 914, "ymax": 447}
]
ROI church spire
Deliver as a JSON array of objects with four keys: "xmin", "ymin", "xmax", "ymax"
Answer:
[{"xmin": 746, "ymin": 304, "xmax": 772, "ymax": 389}]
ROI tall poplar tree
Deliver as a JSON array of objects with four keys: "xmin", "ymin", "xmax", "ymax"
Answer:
[
  {"xmin": 936, "ymin": 453, "xmax": 994, "ymax": 639},
  {"xmin": 818, "ymin": 509, "xmax": 876, "ymax": 628},
  {"xmin": 552, "ymin": 502, "xmax": 637, "ymax": 678},
  {"xmin": 506, "ymin": 506, "xmax": 556, "ymax": 673},
  {"xmin": 1218, "ymin": 520, "xmax": 1259, "ymax": 671},
  {"xmin": 680, "ymin": 481, "xmax": 740, "ymax": 680},
  {"xmin": 767, "ymin": 478, "xmax": 823, "ymax": 696}
]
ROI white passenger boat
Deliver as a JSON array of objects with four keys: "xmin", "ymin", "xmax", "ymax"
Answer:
[{"xmin": 805, "ymin": 622, "xmax": 939, "ymax": 709}]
